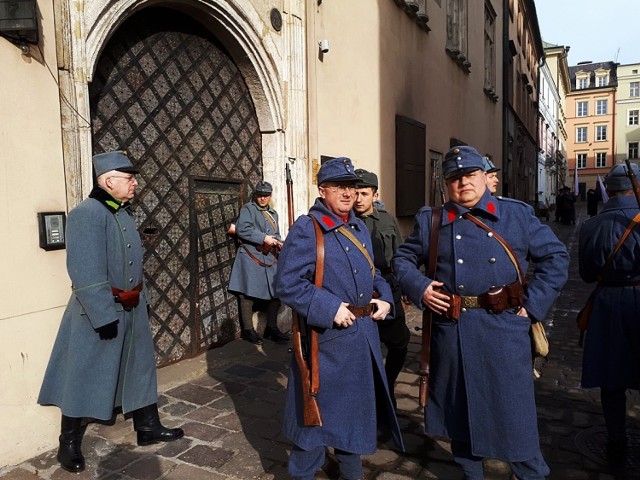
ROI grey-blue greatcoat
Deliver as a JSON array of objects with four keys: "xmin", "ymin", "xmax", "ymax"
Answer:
[
  {"xmin": 228, "ymin": 201, "xmax": 281, "ymax": 300},
  {"xmin": 38, "ymin": 190, "xmax": 157, "ymax": 420},
  {"xmin": 393, "ymin": 190, "xmax": 569, "ymax": 461},
  {"xmin": 579, "ymin": 194, "xmax": 640, "ymax": 389},
  {"xmin": 274, "ymin": 199, "xmax": 404, "ymax": 454}
]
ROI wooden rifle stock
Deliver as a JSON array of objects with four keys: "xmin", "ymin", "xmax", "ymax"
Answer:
[
  {"xmin": 624, "ymin": 159, "xmax": 640, "ymax": 209},
  {"xmin": 286, "ymin": 163, "xmax": 322, "ymax": 426}
]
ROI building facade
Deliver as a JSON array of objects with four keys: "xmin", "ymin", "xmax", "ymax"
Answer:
[
  {"xmin": 502, "ymin": 0, "xmax": 544, "ymax": 204},
  {"xmin": 0, "ymin": 0, "xmax": 307, "ymax": 465},
  {"xmin": 615, "ymin": 63, "xmax": 640, "ymax": 166},
  {"xmin": 566, "ymin": 61, "xmax": 618, "ymax": 198}
]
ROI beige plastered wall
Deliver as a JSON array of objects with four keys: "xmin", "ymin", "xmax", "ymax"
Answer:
[
  {"xmin": 307, "ymin": 0, "xmax": 503, "ymax": 218},
  {"xmin": 0, "ymin": 1, "xmax": 69, "ymax": 466}
]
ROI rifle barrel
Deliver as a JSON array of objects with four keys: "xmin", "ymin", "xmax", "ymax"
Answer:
[{"xmin": 624, "ymin": 159, "xmax": 640, "ymax": 209}]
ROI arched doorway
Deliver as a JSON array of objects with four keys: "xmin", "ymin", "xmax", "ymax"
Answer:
[{"xmin": 89, "ymin": 7, "xmax": 262, "ymax": 365}]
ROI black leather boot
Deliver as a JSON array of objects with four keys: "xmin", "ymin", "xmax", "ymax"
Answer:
[
  {"xmin": 57, "ymin": 415, "xmax": 85, "ymax": 472},
  {"xmin": 132, "ymin": 403, "xmax": 184, "ymax": 446}
]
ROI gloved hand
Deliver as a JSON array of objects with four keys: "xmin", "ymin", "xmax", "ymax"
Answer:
[{"xmin": 96, "ymin": 320, "xmax": 119, "ymax": 340}]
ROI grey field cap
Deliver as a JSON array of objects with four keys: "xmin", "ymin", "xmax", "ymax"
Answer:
[
  {"xmin": 355, "ymin": 168, "xmax": 379, "ymax": 188},
  {"xmin": 317, "ymin": 157, "xmax": 359, "ymax": 185},
  {"xmin": 604, "ymin": 163, "xmax": 640, "ymax": 191},
  {"xmin": 255, "ymin": 181, "xmax": 273, "ymax": 194},
  {"xmin": 442, "ymin": 146, "xmax": 485, "ymax": 179},
  {"xmin": 93, "ymin": 151, "xmax": 139, "ymax": 177}
]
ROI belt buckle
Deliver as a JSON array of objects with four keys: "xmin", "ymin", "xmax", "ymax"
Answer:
[{"xmin": 461, "ymin": 296, "xmax": 479, "ymax": 309}]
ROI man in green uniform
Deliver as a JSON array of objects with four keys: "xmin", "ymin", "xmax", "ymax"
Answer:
[{"xmin": 354, "ymin": 169, "xmax": 410, "ymax": 407}]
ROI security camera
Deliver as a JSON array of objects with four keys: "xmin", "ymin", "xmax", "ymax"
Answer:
[{"xmin": 318, "ymin": 40, "xmax": 330, "ymax": 54}]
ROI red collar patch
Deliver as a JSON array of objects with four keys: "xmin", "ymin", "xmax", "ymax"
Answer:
[
  {"xmin": 447, "ymin": 209, "xmax": 457, "ymax": 222},
  {"xmin": 487, "ymin": 202, "xmax": 496, "ymax": 214},
  {"xmin": 321, "ymin": 215, "xmax": 335, "ymax": 227}
]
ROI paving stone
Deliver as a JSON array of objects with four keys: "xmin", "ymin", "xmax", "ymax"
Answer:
[
  {"xmin": 182, "ymin": 422, "xmax": 228, "ymax": 442},
  {"xmin": 0, "ymin": 468, "xmax": 41, "ymax": 479},
  {"xmin": 155, "ymin": 437, "xmax": 193, "ymax": 458},
  {"xmin": 223, "ymin": 365, "xmax": 265, "ymax": 379},
  {"xmin": 162, "ymin": 400, "xmax": 199, "ymax": 417},
  {"xmin": 161, "ymin": 464, "xmax": 227, "ymax": 480},
  {"xmin": 119, "ymin": 455, "xmax": 176, "ymax": 479},
  {"xmin": 178, "ymin": 445, "xmax": 234, "ymax": 469},
  {"xmin": 211, "ymin": 380, "xmax": 248, "ymax": 395},
  {"xmin": 165, "ymin": 384, "xmax": 224, "ymax": 405}
]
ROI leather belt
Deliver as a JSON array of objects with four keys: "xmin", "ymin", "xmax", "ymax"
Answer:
[
  {"xmin": 347, "ymin": 304, "xmax": 373, "ymax": 317},
  {"xmin": 438, "ymin": 280, "xmax": 525, "ymax": 320}
]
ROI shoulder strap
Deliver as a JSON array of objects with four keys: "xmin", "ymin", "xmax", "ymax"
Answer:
[
  {"xmin": 308, "ymin": 216, "xmax": 324, "ymax": 396},
  {"xmin": 462, "ymin": 213, "xmax": 526, "ymax": 285},
  {"xmin": 337, "ymin": 225, "xmax": 375, "ymax": 277},
  {"xmin": 310, "ymin": 216, "xmax": 325, "ymax": 287},
  {"xmin": 598, "ymin": 211, "xmax": 640, "ymax": 282},
  {"xmin": 262, "ymin": 210, "xmax": 278, "ymax": 232}
]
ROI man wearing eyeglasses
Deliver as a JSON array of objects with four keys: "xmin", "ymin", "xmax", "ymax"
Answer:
[
  {"xmin": 39, "ymin": 151, "xmax": 183, "ymax": 473},
  {"xmin": 274, "ymin": 157, "xmax": 404, "ymax": 480}
]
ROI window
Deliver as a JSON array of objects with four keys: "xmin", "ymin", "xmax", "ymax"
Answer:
[
  {"xmin": 596, "ymin": 99, "xmax": 607, "ymax": 115},
  {"xmin": 483, "ymin": 2, "xmax": 497, "ymax": 96},
  {"xmin": 446, "ymin": 0, "xmax": 469, "ymax": 66},
  {"xmin": 596, "ymin": 125, "xmax": 607, "ymax": 141},
  {"xmin": 631, "ymin": 82, "xmax": 639, "ymax": 97},
  {"xmin": 629, "ymin": 110, "xmax": 640, "ymax": 126},
  {"xmin": 396, "ymin": 115, "xmax": 426, "ymax": 216},
  {"xmin": 576, "ymin": 78, "xmax": 588, "ymax": 90},
  {"xmin": 629, "ymin": 142, "xmax": 639, "ymax": 159},
  {"xmin": 576, "ymin": 153, "xmax": 587, "ymax": 169},
  {"xmin": 597, "ymin": 75, "xmax": 608, "ymax": 87},
  {"xmin": 595, "ymin": 152, "xmax": 607, "ymax": 168},
  {"xmin": 576, "ymin": 126, "xmax": 587, "ymax": 142},
  {"xmin": 576, "ymin": 101, "xmax": 588, "ymax": 117}
]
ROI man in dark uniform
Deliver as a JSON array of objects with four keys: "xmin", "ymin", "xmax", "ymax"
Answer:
[
  {"xmin": 393, "ymin": 146, "xmax": 569, "ymax": 480},
  {"xmin": 579, "ymin": 162, "xmax": 640, "ymax": 463},
  {"xmin": 38, "ymin": 151, "xmax": 184, "ymax": 473},
  {"xmin": 353, "ymin": 168, "xmax": 410, "ymax": 408},
  {"xmin": 482, "ymin": 155, "xmax": 500, "ymax": 194},
  {"xmin": 229, "ymin": 181, "xmax": 289, "ymax": 345}
]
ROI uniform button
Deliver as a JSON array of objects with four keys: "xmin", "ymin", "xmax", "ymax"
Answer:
[
  {"xmin": 127, "ymin": 243, "xmax": 131, "ymax": 248},
  {"xmin": 129, "ymin": 278, "xmax": 133, "ymax": 283},
  {"xmin": 487, "ymin": 232, "xmax": 494, "ymax": 238},
  {"xmin": 129, "ymin": 261, "xmax": 133, "ymax": 266},
  {"xmin": 362, "ymin": 243, "xmax": 366, "ymax": 248},
  {"xmin": 489, "ymin": 258, "xmax": 496, "ymax": 264},
  {"xmin": 359, "ymin": 293, "xmax": 364, "ymax": 298},
  {"xmin": 354, "ymin": 269, "xmax": 358, "ymax": 274},
  {"xmin": 456, "ymin": 235, "xmax": 462, "ymax": 240},
  {"xmin": 457, "ymin": 259, "xmax": 464, "ymax": 264},
  {"xmin": 461, "ymin": 307, "xmax": 467, "ymax": 313},
  {"xmin": 123, "ymin": 227, "xmax": 127, "ymax": 231},
  {"xmin": 458, "ymin": 285, "xmax": 464, "ymax": 290},
  {"xmin": 345, "ymin": 246, "xmax": 350, "ymax": 252}
]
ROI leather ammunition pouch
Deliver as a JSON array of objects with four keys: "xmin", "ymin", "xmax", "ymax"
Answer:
[
  {"xmin": 437, "ymin": 280, "xmax": 524, "ymax": 320},
  {"xmin": 112, "ymin": 283, "xmax": 143, "ymax": 311}
]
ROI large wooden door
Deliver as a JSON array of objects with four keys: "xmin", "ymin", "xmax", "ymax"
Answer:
[{"xmin": 89, "ymin": 7, "xmax": 262, "ymax": 365}]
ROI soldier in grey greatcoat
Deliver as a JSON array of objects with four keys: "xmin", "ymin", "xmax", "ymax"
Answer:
[
  {"xmin": 579, "ymin": 162, "xmax": 640, "ymax": 464},
  {"xmin": 228, "ymin": 181, "xmax": 289, "ymax": 345},
  {"xmin": 353, "ymin": 168, "xmax": 410, "ymax": 408},
  {"xmin": 274, "ymin": 157, "xmax": 404, "ymax": 480},
  {"xmin": 393, "ymin": 146, "xmax": 569, "ymax": 480},
  {"xmin": 38, "ymin": 151, "xmax": 183, "ymax": 473}
]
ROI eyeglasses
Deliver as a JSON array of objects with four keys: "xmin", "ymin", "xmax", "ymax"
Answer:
[
  {"xmin": 321, "ymin": 185, "xmax": 357, "ymax": 194},
  {"xmin": 109, "ymin": 175, "xmax": 137, "ymax": 183}
]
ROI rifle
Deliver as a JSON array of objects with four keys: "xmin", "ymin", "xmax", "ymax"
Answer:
[
  {"xmin": 624, "ymin": 159, "xmax": 640, "ymax": 208},
  {"xmin": 286, "ymin": 163, "xmax": 322, "ymax": 426}
]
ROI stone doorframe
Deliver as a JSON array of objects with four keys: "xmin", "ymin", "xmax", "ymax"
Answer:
[{"xmin": 53, "ymin": 0, "xmax": 308, "ymax": 221}]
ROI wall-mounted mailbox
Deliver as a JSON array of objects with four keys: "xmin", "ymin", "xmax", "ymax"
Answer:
[{"xmin": 38, "ymin": 212, "xmax": 66, "ymax": 251}]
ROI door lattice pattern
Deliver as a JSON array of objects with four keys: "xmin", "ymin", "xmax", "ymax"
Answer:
[{"xmin": 89, "ymin": 8, "xmax": 262, "ymax": 365}]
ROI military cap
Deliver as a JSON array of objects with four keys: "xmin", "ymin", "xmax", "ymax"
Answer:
[
  {"xmin": 482, "ymin": 156, "xmax": 501, "ymax": 173},
  {"xmin": 354, "ymin": 168, "xmax": 378, "ymax": 189},
  {"xmin": 93, "ymin": 151, "xmax": 139, "ymax": 177},
  {"xmin": 604, "ymin": 162, "xmax": 640, "ymax": 191},
  {"xmin": 317, "ymin": 157, "xmax": 358, "ymax": 185},
  {"xmin": 442, "ymin": 146, "xmax": 485, "ymax": 179},
  {"xmin": 254, "ymin": 180, "xmax": 273, "ymax": 195}
]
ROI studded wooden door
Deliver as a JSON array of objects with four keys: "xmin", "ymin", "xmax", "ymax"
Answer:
[{"xmin": 89, "ymin": 8, "xmax": 263, "ymax": 365}]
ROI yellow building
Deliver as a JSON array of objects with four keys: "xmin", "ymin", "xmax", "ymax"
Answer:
[
  {"xmin": 566, "ymin": 61, "xmax": 618, "ymax": 197},
  {"xmin": 615, "ymin": 63, "xmax": 640, "ymax": 166}
]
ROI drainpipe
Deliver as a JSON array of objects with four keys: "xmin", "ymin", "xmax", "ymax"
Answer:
[
  {"xmin": 535, "ymin": 53, "xmax": 546, "ymax": 210},
  {"xmin": 501, "ymin": 0, "xmax": 510, "ymax": 197}
]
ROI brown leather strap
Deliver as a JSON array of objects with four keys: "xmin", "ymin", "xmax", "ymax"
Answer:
[
  {"xmin": 261, "ymin": 210, "xmax": 278, "ymax": 232},
  {"xmin": 337, "ymin": 225, "xmax": 375, "ymax": 277},
  {"xmin": 346, "ymin": 304, "xmax": 373, "ymax": 317},
  {"xmin": 420, "ymin": 207, "xmax": 441, "ymax": 407},
  {"xmin": 597, "ymin": 212, "xmax": 640, "ymax": 282},
  {"xmin": 309, "ymin": 216, "xmax": 324, "ymax": 396},
  {"xmin": 462, "ymin": 213, "xmax": 526, "ymax": 285}
]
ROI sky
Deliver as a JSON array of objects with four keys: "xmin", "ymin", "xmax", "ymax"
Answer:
[{"xmin": 534, "ymin": 0, "xmax": 638, "ymax": 66}]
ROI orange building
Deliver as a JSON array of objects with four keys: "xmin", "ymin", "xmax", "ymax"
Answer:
[{"xmin": 565, "ymin": 61, "xmax": 618, "ymax": 198}]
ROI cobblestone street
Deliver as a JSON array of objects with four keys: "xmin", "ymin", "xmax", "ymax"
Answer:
[{"xmin": 1, "ymin": 202, "xmax": 638, "ymax": 480}]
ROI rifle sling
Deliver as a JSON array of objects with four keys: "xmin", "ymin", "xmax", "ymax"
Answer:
[
  {"xmin": 420, "ymin": 207, "xmax": 441, "ymax": 407},
  {"xmin": 309, "ymin": 216, "xmax": 324, "ymax": 396}
]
